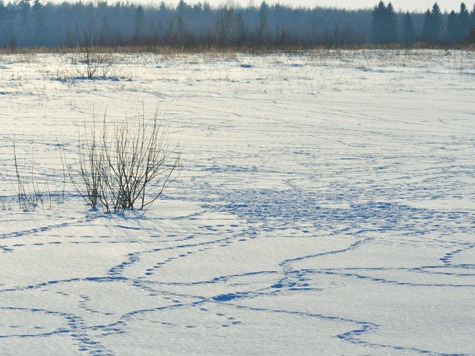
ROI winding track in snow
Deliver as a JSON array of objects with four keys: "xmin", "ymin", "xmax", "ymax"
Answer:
[{"xmin": 1, "ymin": 50, "xmax": 474, "ymax": 354}]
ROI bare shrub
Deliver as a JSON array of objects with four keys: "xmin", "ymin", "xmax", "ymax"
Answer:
[
  {"xmin": 69, "ymin": 120, "xmax": 103, "ymax": 210},
  {"xmin": 68, "ymin": 110, "xmax": 180, "ymax": 213},
  {"xmin": 70, "ymin": 46, "xmax": 114, "ymax": 79},
  {"xmin": 13, "ymin": 140, "xmax": 52, "ymax": 211}
]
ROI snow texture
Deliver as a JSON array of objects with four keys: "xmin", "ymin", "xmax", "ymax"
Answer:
[{"xmin": 0, "ymin": 49, "xmax": 474, "ymax": 355}]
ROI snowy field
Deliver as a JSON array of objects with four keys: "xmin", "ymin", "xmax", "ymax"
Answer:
[{"xmin": 0, "ymin": 49, "xmax": 474, "ymax": 355}]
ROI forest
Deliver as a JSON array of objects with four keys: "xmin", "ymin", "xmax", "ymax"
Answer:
[{"xmin": 0, "ymin": 0, "xmax": 474, "ymax": 49}]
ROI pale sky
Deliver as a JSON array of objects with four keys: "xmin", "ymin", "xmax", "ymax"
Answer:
[{"xmin": 129, "ymin": 0, "xmax": 471, "ymax": 13}]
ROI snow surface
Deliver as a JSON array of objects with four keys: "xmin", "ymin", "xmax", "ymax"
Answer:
[{"xmin": 0, "ymin": 49, "xmax": 474, "ymax": 355}]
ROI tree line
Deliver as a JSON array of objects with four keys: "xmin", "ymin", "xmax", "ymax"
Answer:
[
  {"xmin": 373, "ymin": 1, "xmax": 475, "ymax": 45},
  {"xmin": 0, "ymin": 0, "xmax": 474, "ymax": 49}
]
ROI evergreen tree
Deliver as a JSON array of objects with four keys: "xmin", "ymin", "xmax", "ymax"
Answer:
[
  {"xmin": 333, "ymin": 23, "xmax": 341, "ymax": 46},
  {"xmin": 468, "ymin": 27, "xmax": 475, "ymax": 43},
  {"xmin": 371, "ymin": 1, "xmax": 397, "ymax": 44},
  {"xmin": 371, "ymin": 1, "xmax": 386, "ymax": 43},
  {"xmin": 468, "ymin": 4, "xmax": 475, "ymax": 43},
  {"xmin": 0, "ymin": 2, "xmax": 6, "ymax": 47},
  {"xmin": 236, "ymin": 11, "xmax": 246, "ymax": 45},
  {"xmin": 19, "ymin": 0, "xmax": 30, "ymax": 25},
  {"xmin": 458, "ymin": 3, "xmax": 471, "ymax": 39},
  {"xmin": 447, "ymin": 10, "xmax": 460, "ymax": 43},
  {"xmin": 258, "ymin": 1, "xmax": 270, "ymax": 45},
  {"xmin": 176, "ymin": 15, "xmax": 186, "ymax": 44},
  {"xmin": 32, "ymin": 0, "xmax": 46, "ymax": 45},
  {"xmin": 217, "ymin": 7, "xmax": 235, "ymax": 46},
  {"xmin": 386, "ymin": 3, "xmax": 398, "ymax": 42},
  {"xmin": 431, "ymin": 2, "xmax": 443, "ymax": 40},
  {"xmin": 134, "ymin": 5, "xmax": 145, "ymax": 41},
  {"xmin": 422, "ymin": 3, "xmax": 443, "ymax": 43},
  {"xmin": 401, "ymin": 11, "xmax": 415, "ymax": 45},
  {"xmin": 177, "ymin": 0, "xmax": 187, "ymax": 15},
  {"xmin": 422, "ymin": 9, "xmax": 432, "ymax": 40}
]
